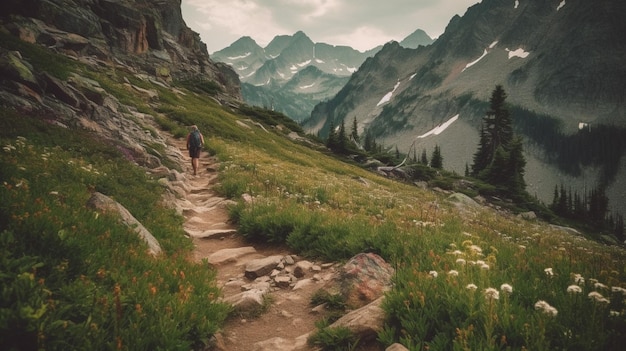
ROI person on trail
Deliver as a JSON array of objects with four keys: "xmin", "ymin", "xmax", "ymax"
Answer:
[{"xmin": 186, "ymin": 125, "xmax": 204, "ymax": 175}]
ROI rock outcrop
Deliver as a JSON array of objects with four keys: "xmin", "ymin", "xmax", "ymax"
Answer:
[{"xmin": 0, "ymin": 0, "xmax": 241, "ymax": 98}]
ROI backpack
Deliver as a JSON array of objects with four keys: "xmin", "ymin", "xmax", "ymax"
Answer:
[{"xmin": 189, "ymin": 130, "xmax": 202, "ymax": 149}]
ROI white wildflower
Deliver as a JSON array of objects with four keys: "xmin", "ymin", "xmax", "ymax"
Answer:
[
  {"xmin": 448, "ymin": 270, "xmax": 459, "ymax": 277},
  {"xmin": 484, "ymin": 287, "xmax": 500, "ymax": 300},
  {"xmin": 429, "ymin": 271, "xmax": 438, "ymax": 278},
  {"xmin": 500, "ymin": 284, "xmax": 513, "ymax": 294},
  {"xmin": 455, "ymin": 258, "xmax": 466, "ymax": 265},
  {"xmin": 567, "ymin": 285, "xmax": 582, "ymax": 294},
  {"xmin": 466, "ymin": 283, "xmax": 478, "ymax": 291},
  {"xmin": 588, "ymin": 291, "xmax": 610, "ymax": 304},
  {"xmin": 544, "ymin": 268, "xmax": 554, "ymax": 277},
  {"xmin": 611, "ymin": 286, "xmax": 626, "ymax": 294},
  {"xmin": 480, "ymin": 263, "xmax": 490, "ymax": 270},
  {"xmin": 594, "ymin": 282, "xmax": 608, "ymax": 290},
  {"xmin": 573, "ymin": 273, "xmax": 585, "ymax": 285},
  {"xmin": 534, "ymin": 300, "xmax": 558, "ymax": 317}
]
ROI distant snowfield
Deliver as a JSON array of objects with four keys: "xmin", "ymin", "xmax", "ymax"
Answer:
[
  {"xmin": 227, "ymin": 52, "xmax": 251, "ymax": 60},
  {"xmin": 507, "ymin": 48, "xmax": 530, "ymax": 59},
  {"xmin": 557, "ymin": 1, "xmax": 566, "ymax": 11},
  {"xmin": 463, "ymin": 49, "xmax": 488, "ymax": 71},
  {"xmin": 376, "ymin": 81, "xmax": 401, "ymax": 106},
  {"xmin": 299, "ymin": 83, "xmax": 315, "ymax": 90},
  {"xmin": 417, "ymin": 114, "xmax": 459, "ymax": 139}
]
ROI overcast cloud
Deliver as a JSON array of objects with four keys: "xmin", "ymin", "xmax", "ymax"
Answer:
[{"xmin": 181, "ymin": 0, "xmax": 478, "ymax": 54}]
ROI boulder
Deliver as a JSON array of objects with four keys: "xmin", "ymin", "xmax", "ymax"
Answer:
[
  {"xmin": 339, "ymin": 253, "xmax": 394, "ymax": 309},
  {"xmin": 245, "ymin": 255, "xmax": 284, "ymax": 279},
  {"xmin": 86, "ymin": 192, "xmax": 162, "ymax": 256},
  {"xmin": 327, "ymin": 297, "xmax": 386, "ymax": 342}
]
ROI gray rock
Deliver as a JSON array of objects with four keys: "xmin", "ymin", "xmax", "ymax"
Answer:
[
  {"xmin": 207, "ymin": 247, "xmax": 257, "ymax": 265},
  {"xmin": 86, "ymin": 192, "xmax": 161, "ymax": 256},
  {"xmin": 245, "ymin": 255, "xmax": 283, "ymax": 279}
]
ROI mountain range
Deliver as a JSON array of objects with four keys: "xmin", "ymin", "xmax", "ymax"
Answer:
[
  {"xmin": 212, "ymin": 30, "xmax": 433, "ymax": 122},
  {"xmin": 303, "ymin": 0, "xmax": 626, "ymax": 214}
]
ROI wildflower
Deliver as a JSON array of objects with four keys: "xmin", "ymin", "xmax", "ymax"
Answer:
[
  {"xmin": 588, "ymin": 291, "xmax": 610, "ymax": 304},
  {"xmin": 567, "ymin": 285, "xmax": 582, "ymax": 294},
  {"xmin": 544, "ymin": 268, "xmax": 554, "ymax": 277},
  {"xmin": 484, "ymin": 287, "xmax": 500, "ymax": 300},
  {"xmin": 469, "ymin": 245, "xmax": 483, "ymax": 254},
  {"xmin": 448, "ymin": 270, "xmax": 459, "ymax": 277},
  {"xmin": 429, "ymin": 270, "xmax": 438, "ymax": 278},
  {"xmin": 466, "ymin": 283, "xmax": 478, "ymax": 291},
  {"xmin": 611, "ymin": 286, "xmax": 626, "ymax": 294},
  {"xmin": 500, "ymin": 284, "xmax": 513, "ymax": 294},
  {"xmin": 573, "ymin": 273, "xmax": 585, "ymax": 285},
  {"xmin": 610, "ymin": 310, "xmax": 621, "ymax": 317},
  {"xmin": 455, "ymin": 258, "xmax": 466, "ymax": 265},
  {"xmin": 480, "ymin": 263, "xmax": 490, "ymax": 270},
  {"xmin": 476, "ymin": 260, "xmax": 486, "ymax": 266},
  {"xmin": 534, "ymin": 300, "xmax": 558, "ymax": 317},
  {"xmin": 451, "ymin": 250, "xmax": 464, "ymax": 256},
  {"xmin": 594, "ymin": 282, "xmax": 608, "ymax": 290},
  {"xmin": 518, "ymin": 245, "xmax": 526, "ymax": 250}
]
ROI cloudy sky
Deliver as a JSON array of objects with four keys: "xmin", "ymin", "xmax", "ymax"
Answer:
[{"xmin": 181, "ymin": 0, "xmax": 478, "ymax": 54}]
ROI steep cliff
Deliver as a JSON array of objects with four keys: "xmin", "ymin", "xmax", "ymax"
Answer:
[{"xmin": 0, "ymin": 0, "xmax": 241, "ymax": 98}]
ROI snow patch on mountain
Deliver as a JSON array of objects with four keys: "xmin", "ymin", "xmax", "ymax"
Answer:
[
  {"xmin": 557, "ymin": 1, "xmax": 566, "ymax": 11},
  {"xmin": 514, "ymin": 0, "xmax": 519, "ymax": 9},
  {"xmin": 417, "ymin": 115, "xmax": 459, "ymax": 139},
  {"xmin": 376, "ymin": 81, "xmax": 401, "ymax": 106},
  {"xmin": 507, "ymin": 48, "xmax": 530, "ymax": 59},
  {"xmin": 299, "ymin": 83, "xmax": 316, "ymax": 90},
  {"xmin": 463, "ymin": 49, "xmax": 488, "ymax": 71},
  {"xmin": 228, "ymin": 52, "xmax": 251, "ymax": 60}
]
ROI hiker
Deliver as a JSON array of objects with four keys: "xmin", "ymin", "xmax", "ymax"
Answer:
[{"xmin": 186, "ymin": 125, "xmax": 204, "ymax": 175}]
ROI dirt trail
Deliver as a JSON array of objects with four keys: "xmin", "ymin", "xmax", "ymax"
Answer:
[{"xmin": 168, "ymin": 136, "xmax": 323, "ymax": 351}]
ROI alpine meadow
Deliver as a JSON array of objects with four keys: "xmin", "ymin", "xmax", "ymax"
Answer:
[{"xmin": 1, "ymin": 0, "xmax": 626, "ymax": 350}]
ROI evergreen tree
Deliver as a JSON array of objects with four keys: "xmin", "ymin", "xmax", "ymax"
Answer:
[
  {"xmin": 338, "ymin": 119, "xmax": 347, "ymax": 152},
  {"xmin": 363, "ymin": 131, "xmax": 375, "ymax": 152},
  {"xmin": 465, "ymin": 163, "xmax": 470, "ymax": 177},
  {"xmin": 420, "ymin": 149, "xmax": 428, "ymax": 165},
  {"xmin": 472, "ymin": 126, "xmax": 491, "ymax": 176},
  {"xmin": 472, "ymin": 85, "xmax": 515, "ymax": 176},
  {"xmin": 326, "ymin": 120, "xmax": 337, "ymax": 150},
  {"xmin": 506, "ymin": 136, "xmax": 526, "ymax": 196},
  {"xmin": 430, "ymin": 145, "xmax": 443, "ymax": 169},
  {"xmin": 351, "ymin": 117, "xmax": 359, "ymax": 143},
  {"xmin": 471, "ymin": 85, "xmax": 527, "ymax": 200}
]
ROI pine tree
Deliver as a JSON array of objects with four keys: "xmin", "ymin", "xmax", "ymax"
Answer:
[
  {"xmin": 338, "ymin": 119, "xmax": 347, "ymax": 152},
  {"xmin": 430, "ymin": 145, "xmax": 443, "ymax": 169},
  {"xmin": 472, "ymin": 125, "xmax": 491, "ymax": 176},
  {"xmin": 326, "ymin": 120, "xmax": 337, "ymax": 150},
  {"xmin": 420, "ymin": 149, "xmax": 428, "ymax": 165},
  {"xmin": 472, "ymin": 85, "xmax": 515, "ymax": 176},
  {"xmin": 351, "ymin": 117, "xmax": 359, "ymax": 143},
  {"xmin": 506, "ymin": 136, "xmax": 526, "ymax": 196}
]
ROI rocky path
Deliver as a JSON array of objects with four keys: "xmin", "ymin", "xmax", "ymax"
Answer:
[{"xmin": 167, "ymin": 137, "xmax": 328, "ymax": 351}]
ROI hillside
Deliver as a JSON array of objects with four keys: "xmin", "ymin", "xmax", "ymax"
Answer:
[{"xmin": 1, "ymin": 1, "xmax": 626, "ymax": 350}]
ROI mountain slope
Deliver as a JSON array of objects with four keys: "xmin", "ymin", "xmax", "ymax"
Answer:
[{"xmin": 305, "ymin": 0, "xmax": 626, "ymax": 213}]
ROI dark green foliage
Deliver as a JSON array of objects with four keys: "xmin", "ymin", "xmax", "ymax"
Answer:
[
  {"xmin": 430, "ymin": 145, "xmax": 443, "ymax": 169},
  {"xmin": 471, "ymin": 86, "xmax": 527, "ymax": 201},
  {"xmin": 351, "ymin": 116, "xmax": 359, "ymax": 142}
]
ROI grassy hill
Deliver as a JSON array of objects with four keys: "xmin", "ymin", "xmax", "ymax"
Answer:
[{"xmin": 1, "ymin": 36, "xmax": 626, "ymax": 350}]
